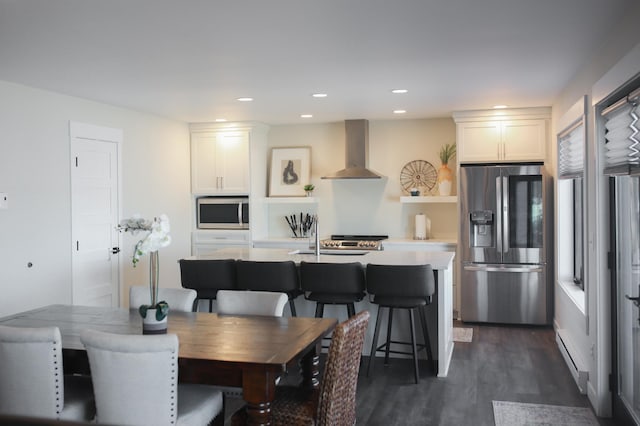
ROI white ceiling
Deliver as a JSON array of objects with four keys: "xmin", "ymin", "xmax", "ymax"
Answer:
[{"xmin": 0, "ymin": 0, "xmax": 635, "ymax": 124}]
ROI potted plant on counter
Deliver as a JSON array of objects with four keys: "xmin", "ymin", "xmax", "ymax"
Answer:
[
  {"xmin": 117, "ymin": 214, "xmax": 171, "ymax": 334},
  {"xmin": 303, "ymin": 184, "xmax": 315, "ymax": 197},
  {"xmin": 437, "ymin": 144, "xmax": 456, "ymax": 196}
]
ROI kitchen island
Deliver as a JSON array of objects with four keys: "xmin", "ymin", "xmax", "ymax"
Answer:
[{"xmin": 196, "ymin": 247, "xmax": 455, "ymax": 377}]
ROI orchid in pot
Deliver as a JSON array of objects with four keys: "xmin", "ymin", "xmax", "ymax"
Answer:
[{"xmin": 117, "ymin": 214, "xmax": 171, "ymax": 333}]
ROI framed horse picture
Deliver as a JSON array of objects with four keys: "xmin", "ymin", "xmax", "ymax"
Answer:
[{"xmin": 269, "ymin": 147, "xmax": 311, "ymax": 197}]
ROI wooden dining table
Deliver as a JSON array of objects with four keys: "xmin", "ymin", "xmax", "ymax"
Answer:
[{"xmin": 0, "ymin": 304, "xmax": 337, "ymax": 426}]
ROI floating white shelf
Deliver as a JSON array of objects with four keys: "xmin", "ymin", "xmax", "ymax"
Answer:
[
  {"xmin": 264, "ymin": 197, "xmax": 317, "ymax": 204},
  {"xmin": 400, "ymin": 195, "xmax": 458, "ymax": 203}
]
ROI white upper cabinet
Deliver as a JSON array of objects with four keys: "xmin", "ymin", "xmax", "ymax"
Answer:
[
  {"xmin": 191, "ymin": 129, "xmax": 250, "ymax": 194},
  {"xmin": 453, "ymin": 108, "xmax": 550, "ymax": 163}
]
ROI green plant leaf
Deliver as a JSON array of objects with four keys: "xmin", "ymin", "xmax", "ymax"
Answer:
[
  {"xmin": 155, "ymin": 301, "xmax": 169, "ymax": 321},
  {"xmin": 139, "ymin": 305, "xmax": 149, "ymax": 318},
  {"xmin": 439, "ymin": 143, "xmax": 457, "ymax": 164}
]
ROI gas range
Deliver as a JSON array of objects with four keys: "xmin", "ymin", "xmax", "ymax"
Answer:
[{"xmin": 320, "ymin": 235, "xmax": 387, "ymax": 251}]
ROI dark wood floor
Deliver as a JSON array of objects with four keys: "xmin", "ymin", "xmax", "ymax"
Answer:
[{"xmin": 226, "ymin": 321, "xmax": 616, "ymax": 425}]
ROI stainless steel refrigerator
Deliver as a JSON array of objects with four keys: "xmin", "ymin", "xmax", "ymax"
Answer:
[{"xmin": 459, "ymin": 163, "xmax": 553, "ymax": 325}]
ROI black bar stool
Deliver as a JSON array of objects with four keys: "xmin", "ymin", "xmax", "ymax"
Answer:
[
  {"xmin": 235, "ymin": 260, "xmax": 301, "ymax": 316},
  {"xmin": 365, "ymin": 263, "xmax": 435, "ymax": 384},
  {"xmin": 299, "ymin": 261, "xmax": 365, "ymax": 319},
  {"xmin": 178, "ymin": 259, "xmax": 237, "ymax": 312}
]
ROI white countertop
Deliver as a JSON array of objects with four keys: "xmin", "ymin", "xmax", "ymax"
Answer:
[
  {"xmin": 195, "ymin": 247, "xmax": 455, "ymax": 270},
  {"xmin": 384, "ymin": 238, "xmax": 457, "ymax": 246}
]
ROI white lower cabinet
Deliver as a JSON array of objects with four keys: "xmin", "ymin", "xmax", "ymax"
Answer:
[{"xmin": 191, "ymin": 230, "xmax": 251, "ymax": 256}]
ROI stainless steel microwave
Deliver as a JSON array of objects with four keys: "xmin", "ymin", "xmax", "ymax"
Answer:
[{"xmin": 196, "ymin": 197, "xmax": 249, "ymax": 229}]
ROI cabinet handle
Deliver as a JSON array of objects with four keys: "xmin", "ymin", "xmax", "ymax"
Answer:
[{"xmin": 220, "ymin": 176, "xmax": 224, "ymax": 189}]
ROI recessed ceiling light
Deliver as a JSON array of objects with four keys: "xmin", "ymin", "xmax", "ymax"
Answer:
[
  {"xmin": 237, "ymin": 97, "xmax": 253, "ymax": 102},
  {"xmin": 391, "ymin": 89, "xmax": 408, "ymax": 94},
  {"xmin": 300, "ymin": 114, "xmax": 313, "ymax": 118},
  {"xmin": 393, "ymin": 110, "xmax": 407, "ymax": 114},
  {"xmin": 214, "ymin": 118, "xmax": 227, "ymax": 122},
  {"xmin": 312, "ymin": 93, "xmax": 327, "ymax": 98},
  {"xmin": 493, "ymin": 104, "xmax": 508, "ymax": 109}
]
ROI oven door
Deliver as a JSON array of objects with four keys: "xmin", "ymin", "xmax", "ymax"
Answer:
[{"xmin": 197, "ymin": 197, "xmax": 249, "ymax": 229}]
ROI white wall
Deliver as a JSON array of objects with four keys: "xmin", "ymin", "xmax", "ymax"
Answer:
[
  {"xmin": 265, "ymin": 119, "xmax": 458, "ymax": 240},
  {"xmin": 551, "ymin": 2, "xmax": 640, "ymax": 416},
  {"xmin": 0, "ymin": 80, "xmax": 191, "ymax": 317}
]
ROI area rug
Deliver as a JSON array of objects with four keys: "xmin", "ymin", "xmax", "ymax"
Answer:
[
  {"xmin": 492, "ymin": 400, "xmax": 599, "ymax": 426},
  {"xmin": 452, "ymin": 327, "xmax": 473, "ymax": 342}
]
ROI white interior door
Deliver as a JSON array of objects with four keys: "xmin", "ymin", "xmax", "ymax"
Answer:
[{"xmin": 70, "ymin": 122, "xmax": 121, "ymax": 307}]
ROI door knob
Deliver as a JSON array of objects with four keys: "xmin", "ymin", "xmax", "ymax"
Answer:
[{"xmin": 112, "ymin": 247, "xmax": 121, "ymax": 254}]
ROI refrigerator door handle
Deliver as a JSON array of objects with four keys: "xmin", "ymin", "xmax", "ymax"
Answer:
[
  {"xmin": 496, "ymin": 176, "xmax": 503, "ymax": 253},
  {"xmin": 502, "ymin": 175, "xmax": 510, "ymax": 253},
  {"xmin": 463, "ymin": 264, "xmax": 544, "ymax": 273}
]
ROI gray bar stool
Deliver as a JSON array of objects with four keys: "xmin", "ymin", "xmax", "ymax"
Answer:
[
  {"xmin": 235, "ymin": 260, "xmax": 301, "ymax": 316},
  {"xmin": 179, "ymin": 259, "xmax": 237, "ymax": 312},
  {"xmin": 300, "ymin": 261, "xmax": 366, "ymax": 319},
  {"xmin": 365, "ymin": 263, "xmax": 435, "ymax": 384}
]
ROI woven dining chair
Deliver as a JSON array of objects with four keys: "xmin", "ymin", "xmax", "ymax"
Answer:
[{"xmin": 231, "ymin": 310, "xmax": 370, "ymax": 426}]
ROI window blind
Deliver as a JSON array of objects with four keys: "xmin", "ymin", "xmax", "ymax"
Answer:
[
  {"xmin": 602, "ymin": 87, "xmax": 640, "ymax": 176},
  {"xmin": 557, "ymin": 118, "xmax": 585, "ymax": 179}
]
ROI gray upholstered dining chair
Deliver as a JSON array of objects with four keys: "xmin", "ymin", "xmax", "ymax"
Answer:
[
  {"xmin": 216, "ymin": 289, "xmax": 288, "ymax": 317},
  {"xmin": 0, "ymin": 325, "xmax": 96, "ymax": 422},
  {"xmin": 215, "ymin": 289, "xmax": 290, "ymax": 399},
  {"xmin": 129, "ymin": 286, "xmax": 198, "ymax": 312},
  {"xmin": 80, "ymin": 329, "xmax": 223, "ymax": 426}
]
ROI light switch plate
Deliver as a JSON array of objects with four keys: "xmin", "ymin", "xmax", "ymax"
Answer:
[{"xmin": 0, "ymin": 193, "xmax": 8, "ymax": 209}]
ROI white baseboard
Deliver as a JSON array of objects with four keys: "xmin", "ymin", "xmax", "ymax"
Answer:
[{"xmin": 556, "ymin": 329, "xmax": 589, "ymax": 394}]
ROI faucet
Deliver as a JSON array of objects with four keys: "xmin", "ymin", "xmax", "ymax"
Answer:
[{"xmin": 313, "ymin": 215, "xmax": 320, "ymax": 255}]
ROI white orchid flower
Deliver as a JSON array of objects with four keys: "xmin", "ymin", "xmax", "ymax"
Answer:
[{"xmin": 118, "ymin": 214, "xmax": 171, "ymax": 266}]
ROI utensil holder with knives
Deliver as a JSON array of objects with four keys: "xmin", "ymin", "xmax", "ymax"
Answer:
[{"xmin": 285, "ymin": 212, "xmax": 316, "ymax": 238}]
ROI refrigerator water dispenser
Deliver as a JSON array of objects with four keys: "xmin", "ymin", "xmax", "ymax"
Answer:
[{"xmin": 470, "ymin": 210, "xmax": 494, "ymax": 247}]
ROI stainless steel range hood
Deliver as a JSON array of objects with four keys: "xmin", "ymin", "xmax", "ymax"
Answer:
[{"xmin": 321, "ymin": 119, "xmax": 383, "ymax": 179}]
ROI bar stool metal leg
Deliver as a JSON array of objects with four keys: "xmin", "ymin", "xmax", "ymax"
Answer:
[
  {"xmin": 289, "ymin": 298, "xmax": 297, "ymax": 317},
  {"xmin": 367, "ymin": 305, "xmax": 384, "ymax": 377},
  {"xmin": 384, "ymin": 308, "xmax": 393, "ymax": 365},
  {"xmin": 409, "ymin": 308, "xmax": 419, "ymax": 384}
]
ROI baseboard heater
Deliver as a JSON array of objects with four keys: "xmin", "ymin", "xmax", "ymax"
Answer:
[{"xmin": 556, "ymin": 329, "xmax": 588, "ymax": 394}]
